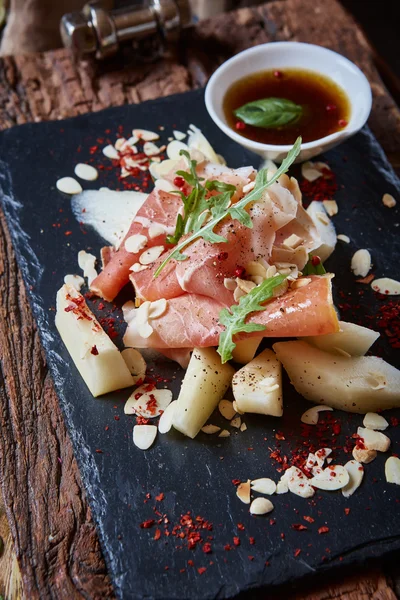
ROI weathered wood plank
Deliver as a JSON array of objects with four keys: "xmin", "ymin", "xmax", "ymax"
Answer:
[{"xmin": 0, "ymin": 0, "xmax": 398, "ymax": 597}]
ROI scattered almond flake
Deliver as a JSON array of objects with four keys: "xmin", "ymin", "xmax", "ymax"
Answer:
[
  {"xmin": 301, "ymin": 405, "xmax": 333, "ymax": 425},
  {"xmin": 322, "ymin": 200, "xmax": 338, "ymax": 216},
  {"xmin": 130, "ymin": 263, "xmax": 148, "ymax": 273},
  {"xmin": 148, "ymin": 223, "xmax": 167, "ymax": 239},
  {"xmin": 236, "ymin": 480, "xmax": 251, "ymax": 504},
  {"xmin": 218, "ymin": 400, "xmax": 236, "ymax": 420},
  {"xmin": 363, "ymin": 412, "xmax": 389, "ymax": 431},
  {"xmin": 283, "ymin": 233, "xmax": 303, "ymax": 249},
  {"xmin": 251, "ymin": 478, "xmax": 276, "ymax": 495},
  {"xmin": 143, "ymin": 141, "xmax": 161, "ymax": 157},
  {"xmin": 158, "ymin": 401, "xmax": 177, "ymax": 434},
  {"xmin": 290, "ymin": 277, "xmax": 311, "ymax": 290},
  {"xmin": 250, "ymin": 498, "xmax": 274, "ymax": 515},
  {"xmin": 371, "ymin": 277, "xmax": 400, "ymax": 296},
  {"xmin": 242, "ymin": 181, "xmax": 255, "ymax": 194},
  {"xmin": 301, "ymin": 161, "xmax": 329, "ymax": 182},
  {"xmin": 224, "ymin": 277, "xmax": 237, "ymax": 291},
  {"xmin": 276, "ymin": 480, "xmax": 289, "ymax": 494},
  {"xmin": 352, "ymin": 447, "xmax": 377, "ymax": 464},
  {"xmin": 385, "ymin": 456, "xmax": 400, "ymax": 485},
  {"xmin": 357, "ymin": 427, "xmax": 391, "ymax": 452},
  {"xmin": 246, "ymin": 261, "xmax": 267, "ymax": 278},
  {"xmin": 148, "ymin": 298, "xmax": 167, "ymax": 319},
  {"xmin": 230, "ymin": 416, "xmax": 241, "ymax": 429},
  {"xmin": 382, "ymin": 193, "xmax": 397, "ymax": 208},
  {"xmin": 127, "ymin": 135, "xmax": 139, "ymax": 147},
  {"xmin": 288, "ymin": 479, "xmax": 315, "ymax": 498},
  {"xmin": 240, "ymin": 422, "xmax": 247, "ymax": 432},
  {"xmin": 167, "ymin": 140, "xmax": 189, "ymax": 160},
  {"xmin": 310, "ymin": 465, "xmax": 350, "ymax": 491},
  {"xmin": 351, "ymin": 249, "xmax": 371, "ymax": 277},
  {"xmin": 236, "ymin": 278, "xmax": 256, "ymax": 294},
  {"xmin": 201, "ymin": 424, "xmax": 221, "ymax": 434},
  {"xmin": 133, "ymin": 129, "xmax": 159, "ymax": 142},
  {"xmin": 266, "ymin": 265, "xmax": 277, "ymax": 278},
  {"xmin": 63, "ymin": 274, "xmax": 85, "ymax": 291},
  {"xmin": 326, "ymin": 458, "xmax": 333, "ymax": 464},
  {"xmin": 115, "ymin": 137, "xmax": 127, "ymax": 151},
  {"xmin": 365, "ymin": 371, "xmax": 387, "ymax": 390},
  {"xmin": 56, "ymin": 176, "xmax": 82, "ymax": 195},
  {"xmin": 102, "ymin": 144, "xmax": 119, "ymax": 159},
  {"xmin": 125, "ymin": 385, "xmax": 172, "ymax": 418},
  {"xmin": 154, "ymin": 178, "xmax": 176, "ymax": 193},
  {"xmin": 342, "ymin": 460, "xmax": 364, "ymax": 498},
  {"xmin": 173, "ymin": 130, "xmax": 186, "ymax": 141},
  {"xmin": 251, "ymin": 275, "xmax": 264, "ymax": 285},
  {"xmin": 78, "ymin": 250, "xmax": 97, "ymax": 286},
  {"xmin": 315, "ymin": 448, "xmax": 332, "ymax": 468},
  {"xmin": 121, "ymin": 348, "xmax": 146, "ymax": 384},
  {"xmin": 74, "ymin": 163, "xmax": 98, "ymax": 182},
  {"xmin": 337, "ymin": 234, "xmax": 350, "ymax": 243},
  {"xmin": 133, "ymin": 425, "xmax": 157, "ymax": 450},
  {"xmin": 137, "ymin": 321, "xmax": 153, "ymax": 339},
  {"xmin": 218, "ymin": 429, "xmax": 231, "ymax": 438},
  {"xmin": 232, "ymin": 400, "xmax": 245, "ymax": 415},
  {"xmin": 125, "ymin": 233, "xmax": 148, "ymax": 254},
  {"xmin": 139, "ymin": 245, "xmax": 164, "ymax": 265},
  {"xmin": 121, "ymin": 300, "xmax": 136, "ymax": 324}
]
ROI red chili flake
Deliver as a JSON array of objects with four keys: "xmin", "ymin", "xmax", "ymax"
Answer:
[
  {"xmin": 202, "ymin": 543, "xmax": 212, "ymax": 554},
  {"xmin": 333, "ymin": 423, "xmax": 341, "ymax": 435},
  {"xmin": 338, "ymin": 119, "xmax": 348, "ymax": 127},
  {"xmin": 155, "ymin": 493, "xmax": 164, "ymax": 502},
  {"xmin": 188, "ymin": 560, "xmax": 194, "ymax": 567},
  {"xmin": 90, "ymin": 345, "xmax": 99, "ymax": 355},
  {"xmin": 197, "ymin": 567, "xmax": 207, "ymax": 575},
  {"xmin": 326, "ymin": 104, "xmax": 337, "ymax": 112},
  {"xmin": 105, "ymin": 426, "xmax": 109, "ymax": 431},
  {"xmin": 164, "ymin": 566, "xmax": 169, "ymax": 571},
  {"xmin": 114, "ymin": 416, "xmax": 120, "ymax": 421},
  {"xmin": 318, "ymin": 526, "xmax": 329, "ymax": 534},
  {"xmin": 234, "ymin": 266, "xmax": 246, "ymax": 278},
  {"xmin": 303, "ymin": 516, "xmax": 315, "ymax": 523},
  {"xmin": 249, "ymin": 537, "xmax": 255, "ymax": 545},
  {"xmin": 140, "ymin": 519, "xmax": 155, "ymax": 529},
  {"xmin": 179, "ymin": 568, "xmax": 186, "ymax": 574},
  {"xmin": 292, "ymin": 524, "xmax": 308, "ymax": 531},
  {"xmin": 154, "ymin": 529, "xmax": 161, "ymax": 540},
  {"xmin": 136, "ymin": 416, "xmax": 150, "ymax": 425},
  {"xmin": 280, "ymin": 533, "xmax": 285, "ymax": 540},
  {"xmin": 173, "ymin": 176, "xmax": 185, "ymax": 188},
  {"xmin": 274, "ymin": 70, "xmax": 283, "ymax": 78},
  {"xmin": 248, "ymin": 556, "xmax": 254, "ymax": 561},
  {"xmin": 391, "ymin": 417, "xmax": 399, "ymax": 427},
  {"xmin": 294, "ymin": 549, "xmax": 302, "ymax": 557},
  {"xmin": 300, "ymin": 167, "xmax": 338, "ymax": 203},
  {"xmin": 233, "ymin": 537, "xmax": 240, "ymax": 546},
  {"xmin": 311, "ymin": 255, "xmax": 321, "ymax": 266},
  {"xmin": 64, "ymin": 230, "xmax": 72, "ymax": 236},
  {"xmin": 265, "ymin": 561, "xmax": 270, "ymax": 566},
  {"xmin": 95, "ymin": 449, "xmax": 103, "ymax": 454},
  {"xmin": 237, "ymin": 523, "xmax": 245, "ymax": 531},
  {"xmin": 89, "ymin": 145, "xmax": 98, "ymax": 155},
  {"xmin": 344, "ymin": 508, "xmax": 351, "ymax": 515},
  {"xmin": 275, "ymin": 431, "xmax": 285, "ymax": 441},
  {"xmin": 269, "ymin": 519, "xmax": 276, "ymax": 526},
  {"xmin": 232, "ymin": 479, "xmax": 241, "ymax": 486},
  {"xmin": 218, "ymin": 252, "xmax": 229, "ymax": 261},
  {"xmin": 235, "ymin": 121, "xmax": 246, "ymax": 130},
  {"xmin": 224, "ymin": 544, "xmax": 232, "ymax": 551},
  {"xmin": 98, "ymin": 302, "xmax": 105, "ymax": 310}
]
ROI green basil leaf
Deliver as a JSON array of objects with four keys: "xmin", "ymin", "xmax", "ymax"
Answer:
[{"xmin": 234, "ymin": 97, "xmax": 302, "ymax": 129}]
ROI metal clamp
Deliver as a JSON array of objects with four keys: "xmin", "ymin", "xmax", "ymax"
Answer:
[{"xmin": 61, "ymin": 0, "xmax": 192, "ymax": 59}]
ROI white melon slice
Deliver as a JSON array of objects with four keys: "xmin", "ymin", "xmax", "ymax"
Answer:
[
  {"xmin": 306, "ymin": 201, "xmax": 336, "ymax": 263},
  {"xmin": 303, "ymin": 321, "xmax": 379, "ymax": 356}
]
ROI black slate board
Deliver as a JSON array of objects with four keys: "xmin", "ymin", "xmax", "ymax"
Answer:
[{"xmin": 1, "ymin": 89, "xmax": 400, "ymax": 600}]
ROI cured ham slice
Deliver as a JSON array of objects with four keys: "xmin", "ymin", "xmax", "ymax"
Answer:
[{"xmin": 124, "ymin": 275, "xmax": 339, "ymax": 349}]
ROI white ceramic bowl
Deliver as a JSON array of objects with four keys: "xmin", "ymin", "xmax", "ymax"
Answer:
[{"xmin": 205, "ymin": 42, "xmax": 372, "ymax": 163}]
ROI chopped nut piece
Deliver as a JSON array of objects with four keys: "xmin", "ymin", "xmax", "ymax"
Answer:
[
  {"xmin": 363, "ymin": 412, "xmax": 389, "ymax": 431},
  {"xmin": 219, "ymin": 400, "xmax": 236, "ymax": 420},
  {"xmin": 251, "ymin": 478, "xmax": 276, "ymax": 495},
  {"xmin": 201, "ymin": 424, "xmax": 221, "ymax": 434},
  {"xmin": 283, "ymin": 233, "xmax": 303, "ymax": 249},
  {"xmin": 236, "ymin": 480, "xmax": 251, "ymax": 504},
  {"xmin": 351, "ymin": 249, "xmax": 371, "ymax": 277},
  {"xmin": 322, "ymin": 200, "xmax": 338, "ymax": 216},
  {"xmin": 342, "ymin": 460, "xmax": 364, "ymax": 497},
  {"xmin": 230, "ymin": 416, "xmax": 241, "ymax": 429},
  {"xmin": 143, "ymin": 141, "xmax": 161, "ymax": 157},
  {"xmin": 133, "ymin": 129, "xmax": 159, "ymax": 141},
  {"xmin": 276, "ymin": 480, "xmax": 289, "ymax": 494},
  {"xmin": 218, "ymin": 429, "xmax": 231, "ymax": 438},
  {"xmin": 357, "ymin": 427, "xmax": 391, "ymax": 452},
  {"xmin": 385, "ymin": 456, "xmax": 400, "ymax": 485},
  {"xmin": 371, "ymin": 277, "xmax": 400, "ymax": 296},
  {"xmin": 148, "ymin": 223, "xmax": 167, "ymax": 239},
  {"xmin": 133, "ymin": 425, "xmax": 157, "ymax": 450},
  {"xmin": 232, "ymin": 401, "xmax": 245, "ymax": 415},
  {"xmin": 301, "ymin": 405, "xmax": 333, "ymax": 425},
  {"xmin": 352, "ymin": 447, "xmax": 377, "ymax": 464},
  {"xmin": 250, "ymin": 498, "xmax": 274, "ymax": 515},
  {"xmin": 130, "ymin": 263, "xmax": 148, "ymax": 273},
  {"xmin": 240, "ymin": 422, "xmax": 247, "ymax": 432},
  {"xmin": 382, "ymin": 193, "xmax": 397, "ymax": 208},
  {"xmin": 242, "ymin": 181, "xmax": 255, "ymax": 194},
  {"xmin": 233, "ymin": 286, "xmax": 246, "ymax": 302}
]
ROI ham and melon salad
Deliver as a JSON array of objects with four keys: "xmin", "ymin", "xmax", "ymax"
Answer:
[{"xmin": 56, "ymin": 132, "xmax": 400, "ymax": 445}]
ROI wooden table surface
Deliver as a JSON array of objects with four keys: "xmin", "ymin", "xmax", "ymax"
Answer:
[{"xmin": 0, "ymin": 0, "xmax": 399, "ymax": 598}]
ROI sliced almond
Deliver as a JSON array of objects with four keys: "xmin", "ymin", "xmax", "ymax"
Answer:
[
  {"xmin": 301, "ymin": 161, "xmax": 323, "ymax": 182},
  {"xmin": 78, "ymin": 250, "xmax": 97, "ymax": 286},
  {"xmin": 305, "ymin": 453, "xmax": 317, "ymax": 470},
  {"xmin": 240, "ymin": 422, "xmax": 247, "ymax": 432},
  {"xmin": 167, "ymin": 140, "xmax": 189, "ymax": 160},
  {"xmin": 149, "ymin": 298, "xmax": 167, "ymax": 319},
  {"xmin": 137, "ymin": 322, "xmax": 153, "ymax": 339},
  {"xmin": 382, "ymin": 193, "xmax": 396, "ymax": 208},
  {"xmin": 342, "ymin": 460, "xmax": 364, "ymax": 498},
  {"xmin": 139, "ymin": 245, "xmax": 164, "ymax": 265},
  {"xmin": 133, "ymin": 425, "xmax": 157, "ymax": 450},
  {"xmin": 337, "ymin": 234, "xmax": 350, "ymax": 243},
  {"xmin": 219, "ymin": 400, "xmax": 236, "ymax": 420},
  {"xmin": 133, "ymin": 129, "xmax": 159, "ymax": 142},
  {"xmin": 236, "ymin": 480, "xmax": 251, "ymax": 504},
  {"xmin": 125, "ymin": 234, "xmax": 148, "ymax": 254},
  {"xmin": 201, "ymin": 424, "xmax": 221, "ymax": 434},
  {"xmin": 322, "ymin": 200, "xmax": 338, "ymax": 216},
  {"xmin": 130, "ymin": 263, "xmax": 149, "ymax": 273},
  {"xmin": 385, "ymin": 456, "xmax": 400, "ymax": 485},
  {"xmin": 290, "ymin": 278, "xmax": 311, "ymax": 290},
  {"xmin": 102, "ymin": 144, "xmax": 119, "ymax": 159},
  {"xmin": 74, "ymin": 163, "xmax": 98, "ymax": 182},
  {"xmin": 173, "ymin": 130, "xmax": 186, "ymax": 141},
  {"xmin": 233, "ymin": 287, "xmax": 246, "ymax": 302},
  {"xmin": 236, "ymin": 278, "xmax": 256, "ymax": 294},
  {"xmin": 363, "ymin": 412, "xmax": 389, "ymax": 431},
  {"xmin": 115, "ymin": 137, "xmax": 127, "ymax": 151},
  {"xmin": 289, "ymin": 479, "xmax": 315, "ymax": 498},
  {"xmin": 154, "ymin": 179, "xmax": 176, "ymax": 193},
  {"xmin": 218, "ymin": 429, "xmax": 231, "ymax": 438},
  {"xmin": 158, "ymin": 400, "xmax": 177, "ymax": 434},
  {"xmin": 63, "ymin": 274, "xmax": 85, "ymax": 291},
  {"xmin": 371, "ymin": 277, "xmax": 400, "ymax": 296},
  {"xmin": 122, "ymin": 301, "xmax": 136, "ymax": 324},
  {"xmin": 143, "ymin": 141, "xmax": 161, "ymax": 157},
  {"xmin": 230, "ymin": 416, "xmax": 241, "ymax": 429},
  {"xmin": 250, "ymin": 497, "xmax": 274, "ymax": 515},
  {"xmin": 148, "ymin": 223, "xmax": 167, "ymax": 238},
  {"xmin": 251, "ymin": 478, "xmax": 276, "ymax": 495},
  {"xmin": 283, "ymin": 233, "xmax": 304, "ymax": 249},
  {"xmin": 352, "ymin": 447, "xmax": 377, "ymax": 464},
  {"xmin": 56, "ymin": 176, "xmax": 82, "ymax": 195},
  {"xmin": 121, "ymin": 348, "xmax": 146, "ymax": 384},
  {"xmin": 357, "ymin": 427, "xmax": 391, "ymax": 452},
  {"xmin": 224, "ymin": 278, "xmax": 237, "ymax": 291},
  {"xmin": 246, "ymin": 261, "xmax": 267, "ymax": 278},
  {"xmin": 315, "ymin": 448, "xmax": 332, "ymax": 467},
  {"xmin": 266, "ymin": 265, "xmax": 277, "ymax": 278},
  {"xmin": 125, "ymin": 386, "xmax": 173, "ymax": 418},
  {"xmin": 310, "ymin": 465, "xmax": 350, "ymax": 491},
  {"xmin": 276, "ymin": 480, "xmax": 289, "ymax": 494},
  {"xmin": 351, "ymin": 249, "xmax": 371, "ymax": 277},
  {"xmin": 301, "ymin": 405, "xmax": 333, "ymax": 425}
]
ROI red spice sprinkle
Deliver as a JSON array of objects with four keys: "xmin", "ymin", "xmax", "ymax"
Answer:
[
  {"xmin": 235, "ymin": 121, "xmax": 246, "ymax": 130},
  {"xmin": 224, "ymin": 544, "xmax": 232, "ymax": 551},
  {"xmin": 233, "ymin": 537, "xmax": 241, "ymax": 546},
  {"xmin": 248, "ymin": 556, "xmax": 254, "ymax": 561},
  {"xmin": 154, "ymin": 529, "xmax": 161, "ymax": 540},
  {"xmin": 344, "ymin": 508, "xmax": 351, "ymax": 515},
  {"xmin": 303, "ymin": 516, "xmax": 315, "ymax": 524},
  {"xmin": 274, "ymin": 70, "xmax": 283, "ymax": 78},
  {"xmin": 218, "ymin": 252, "xmax": 229, "ymax": 261},
  {"xmin": 280, "ymin": 533, "xmax": 285, "ymax": 540},
  {"xmin": 95, "ymin": 449, "xmax": 103, "ymax": 454},
  {"xmin": 232, "ymin": 479, "xmax": 241, "ymax": 486},
  {"xmin": 249, "ymin": 537, "xmax": 255, "ymax": 545},
  {"xmin": 136, "ymin": 416, "xmax": 150, "ymax": 425},
  {"xmin": 188, "ymin": 560, "xmax": 194, "ymax": 567},
  {"xmin": 202, "ymin": 542, "xmax": 212, "ymax": 554},
  {"xmin": 91, "ymin": 345, "xmax": 99, "ymax": 355},
  {"xmin": 318, "ymin": 526, "xmax": 330, "ymax": 534},
  {"xmin": 269, "ymin": 519, "xmax": 276, "ymax": 526},
  {"xmin": 237, "ymin": 523, "xmax": 245, "ymax": 531},
  {"xmin": 197, "ymin": 567, "xmax": 207, "ymax": 575},
  {"xmin": 140, "ymin": 519, "xmax": 155, "ymax": 529},
  {"xmin": 155, "ymin": 493, "xmax": 164, "ymax": 502},
  {"xmin": 180, "ymin": 569, "xmax": 186, "ymax": 574},
  {"xmin": 64, "ymin": 230, "xmax": 72, "ymax": 236},
  {"xmin": 114, "ymin": 416, "xmax": 120, "ymax": 421},
  {"xmin": 292, "ymin": 524, "xmax": 308, "ymax": 531},
  {"xmin": 294, "ymin": 549, "xmax": 302, "ymax": 557},
  {"xmin": 173, "ymin": 176, "xmax": 185, "ymax": 188},
  {"xmin": 326, "ymin": 104, "xmax": 337, "ymax": 112},
  {"xmin": 300, "ymin": 167, "xmax": 338, "ymax": 203}
]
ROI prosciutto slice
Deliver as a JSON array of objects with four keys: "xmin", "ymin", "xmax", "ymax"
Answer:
[{"xmin": 124, "ymin": 275, "xmax": 339, "ymax": 349}]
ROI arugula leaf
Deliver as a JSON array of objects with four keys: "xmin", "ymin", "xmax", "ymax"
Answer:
[
  {"xmin": 154, "ymin": 137, "xmax": 301, "ymax": 277},
  {"xmin": 234, "ymin": 97, "xmax": 302, "ymax": 129},
  {"xmin": 302, "ymin": 255, "xmax": 327, "ymax": 276},
  {"xmin": 217, "ymin": 274, "xmax": 288, "ymax": 363}
]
